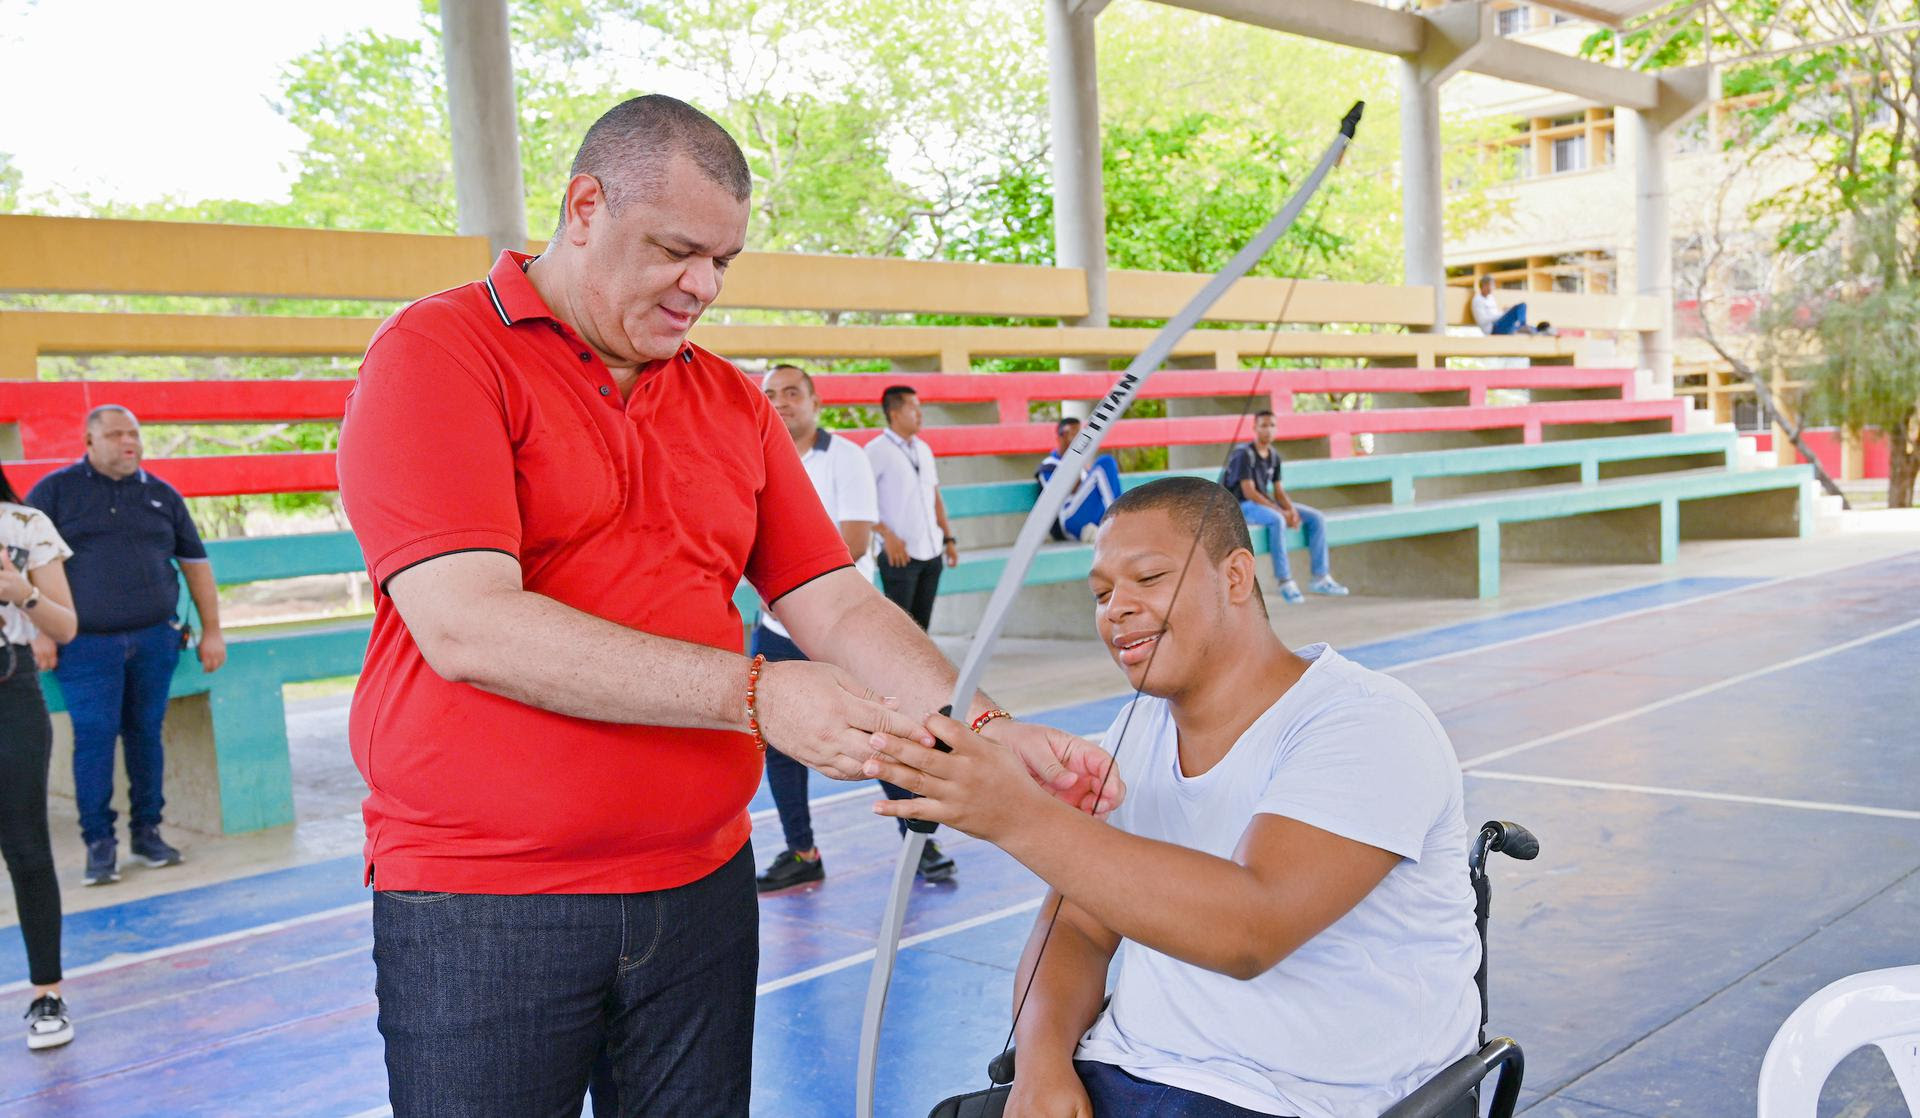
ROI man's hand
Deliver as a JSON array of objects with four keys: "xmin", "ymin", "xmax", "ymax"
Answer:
[
  {"xmin": 879, "ymin": 528, "xmax": 910, "ymax": 568},
  {"xmin": 30, "ymin": 632, "xmax": 57, "ymax": 672},
  {"xmin": 197, "ymin": 630, "xmax": 228, "ymax": 674},
  {"xmin": 1281, "ymin": 505, "xmax": 1301, "ymax": 529},
  {"xmin": 869, "ymin": 713, "xmax": 1120, "ymax": 842},
  {"xmin": 943, "ymin": 538, "xmax": 960, "ymax": 568},
  {"xmin": 757, "ymin": 658, "xmax": 937, "ymax": 780},
  {"xmin": 981, "ymin": 719, "xmax": 1123, "ymax": 816},
  {"xmin": 1006, "ymin": 1060, "xmax": 1094, "ymax": 1118}
]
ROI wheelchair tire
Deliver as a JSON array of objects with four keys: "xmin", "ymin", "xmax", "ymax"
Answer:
[{"xmin": 927, "ymin": 1084, "xmax": 1012, "ymax": 1118}]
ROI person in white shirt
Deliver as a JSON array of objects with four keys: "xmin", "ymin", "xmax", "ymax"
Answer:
[
  {"xmin": 865, "ymin": 386, "xmax": 958, "ymax": 631},
  {"xmin": 755, "ymin": 367, "xmax": 956, "ymax": 888},
  {"xmin": 868, "ymin": 476, "xmax": 1479, "ymax": 1118},
  {"xmin": 1470, "ymin": 275, "xmax": 1553, "ymax": 336}
]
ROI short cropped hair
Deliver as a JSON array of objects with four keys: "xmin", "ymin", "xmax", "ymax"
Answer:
[
  {"xmin": 880, "ymin": 385, "xmax": 918, "ymax": 419},
  {"xmin": 1253, "ymin": 409, "xmax": 1275, "ymax": 421},
  {"xmin": 1102, "ymin": 476, "xmax": 1255, "ymax": 566},
  {"xmin": 561, "ymin": 95, "xmax": 751, "ymax": 232},
  {"xmin": 85, "ymin": 404, "xmax": 137, "ymax": 430},
  {"xmin": 767, "ymin": 363, "xmax": 815, "ymax": 397},
  {"xmin": 1055, "ymin": 417, "xmax": 1082, "ymax": 436}
]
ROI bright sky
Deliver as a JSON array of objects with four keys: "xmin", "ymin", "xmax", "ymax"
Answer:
[{"xmin": 0, "ymin": 0, "xmax": 427, "ymax": 207}]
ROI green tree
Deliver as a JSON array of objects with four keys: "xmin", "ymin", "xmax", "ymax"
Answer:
[{"xmin": 0, "ymin": 152, "xmax": 21, "ymax": 211}]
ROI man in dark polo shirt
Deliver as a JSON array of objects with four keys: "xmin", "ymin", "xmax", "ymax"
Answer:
[
  {"xmin": 26, "ymin": 405, "xmax": 226, "ymax": 886},
  {"xmin": 337, "ymin": 94, "xmax": 1121, "ymax": 1118}
]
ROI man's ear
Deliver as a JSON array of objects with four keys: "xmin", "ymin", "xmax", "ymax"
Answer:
[
  {"xmin": 560, "ymin": 173, "xmax": 609, "ymax": 245},
  {"xmin": 1224, "ymin": 547, "xmax": 1260, "ymax": 606}
]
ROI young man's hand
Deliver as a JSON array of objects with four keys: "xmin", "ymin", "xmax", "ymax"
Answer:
[
  {"xmin": 1281, "ymin": 505, "xmax": 1301, "ymax": 529},
  {"xmin": 868, "ymin": 713, "xmax": 1121, "ymax": 842},
  {"xmin": 981, "ymin": 718, "xmax": 1123, "ymax": 816},
  {"xmin": 879, "ymin": 528, "xmax": 910, "ymax": 567},
  {"xmin": 1005, "ymin": 1060, "xmax": 1094, "ymax": 1118},
  {"xmin": 943, "ymin": 538, "xmax": 960, "ymax": 568},
  {"xmin": 30, "ymin": 632, "xmax": 57, "ymax": 672}
]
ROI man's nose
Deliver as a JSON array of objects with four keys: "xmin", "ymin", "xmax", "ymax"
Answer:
[{"xmin": 680, "ymin": 258, "xmax": 722, "ymax": 304}]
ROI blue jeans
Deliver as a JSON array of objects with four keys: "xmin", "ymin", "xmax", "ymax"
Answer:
[
  {"xmin": 751, "ymin": 623, "xmax": 915, "ymax": 847},
  {"xmin": 53, "ymin": 621, "xmax": 181, "ymax": 845},
  {"xmin": 1488, "ymin": 303, "xmax": 1527, "ymax": 335},
  {"xmin": 374, "ymin": 843, "xmax": 759, "ymax": 1118},
  {"xmin": 1239, "ymin": 501, "xmax": 1330, "ymax": 584},
  {"xmin": 1076, "ymin": 1061, "xmax": 1288, "ymax": 1116}
]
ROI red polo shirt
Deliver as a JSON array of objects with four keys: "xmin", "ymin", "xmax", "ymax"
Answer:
[{"xmin": 338, "ymin": 251, "xmax": 849, "ymax": 894}]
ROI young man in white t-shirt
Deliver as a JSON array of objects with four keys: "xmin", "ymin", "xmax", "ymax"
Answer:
[
  {"xmin": 754, "ymin": 366, "xmax": 957, "ymax": 890},
  {"xmin": 870, "ymin": 476, "xmax": 1479, "ymax": 1118}
]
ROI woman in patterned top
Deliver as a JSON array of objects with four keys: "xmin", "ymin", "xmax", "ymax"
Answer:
[{"xmin": 0, "ymin": 463, "xmax": 79, "ymax": 1050}]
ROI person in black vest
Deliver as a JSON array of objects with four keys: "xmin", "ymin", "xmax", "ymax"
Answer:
[
  {"xmin": 26, "ymin": 405, "xmax": 226, "ymax": 887},
  {"xmin": 1221, "ymin": 411, "xmax": 1348, "ymax": 605}
]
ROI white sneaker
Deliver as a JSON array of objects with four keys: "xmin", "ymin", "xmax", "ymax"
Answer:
[
  {"xmin": 25, "ymin": 994, "xmax": 72, "ymax": 1050},
  {"xmin": 1278, "ymin": 580, "xmax": 1305, "ymax": 604},
  {"xmin": 1310, "ymin": 576, "xmax": 1350, "ymax": 597}
]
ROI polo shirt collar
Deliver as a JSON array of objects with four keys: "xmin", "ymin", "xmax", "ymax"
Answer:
[
  {"xmin": 484, "ymin": 251, "xmax": 554, "ymax": 327},
  {"xmin": 79, "ymin": 457, "xmax": 146, "ymax": 485},
  {"xmin": 483, "ymin": 250, "xmax": 699, "ymax": 366}
]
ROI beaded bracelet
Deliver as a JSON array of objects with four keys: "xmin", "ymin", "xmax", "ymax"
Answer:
[
  {"xmin": 969, "ymin": 707, "xmax": 1014, "ymax": 734},
  {"xmin": 744, "ymin": 654, "xmax": 768, "ymax": 751}
]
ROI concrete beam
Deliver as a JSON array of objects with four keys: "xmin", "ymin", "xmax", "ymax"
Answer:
[
  {"xmin": 1152, "ymin": 0, "xmax": 1662, "ymax": 110},
  {"xmin": 1046, "ymin": 0, "xmax": 1110, "ymax": 389}
]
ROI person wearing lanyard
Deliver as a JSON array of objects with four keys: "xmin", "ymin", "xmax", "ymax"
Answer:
[
  {"xmin": 867, "ymin": 385, "xmax": 957, "ymax": 632},
  {"xmin": 0, "ymin": 462, "xmax": 81, "ymax": 1050},
  {"xmin": 753, "ymin": 367, "xmax": 956, "ymax": 891}
]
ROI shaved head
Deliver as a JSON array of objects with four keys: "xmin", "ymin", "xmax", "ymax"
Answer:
[
  {"xmin": 559, "ymin": 94, "xmax": 751, "ymax": 234},
  {"xmin": 1102, "ymin": 476, "xmax": 1254, "ymax": 566}
]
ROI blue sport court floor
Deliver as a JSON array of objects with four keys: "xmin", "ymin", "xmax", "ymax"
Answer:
[{"xmin": 4, "ymin": 551, "xmax": 1918, "ymax": 1116}]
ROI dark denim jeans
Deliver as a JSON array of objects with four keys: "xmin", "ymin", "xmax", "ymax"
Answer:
[
  {"xmin": 1077, "ymin": 1060, "xmax": 1289, "ymax": 1117},
  {"xmin": 53, "ymin": 620, "xmax": 181, "ymax": 845},
  {"xmin": 373, "ymin": 843, "xmax": 758, "ymax": 1118},
  {"xmin": 0, "ymin": 651, "xmax": 61, "ymax": 985}
]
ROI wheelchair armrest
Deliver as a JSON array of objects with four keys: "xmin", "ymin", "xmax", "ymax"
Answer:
[{"xmin": 1379, "ymin": 1037, "xmax": 1526, "ymax": 1118}]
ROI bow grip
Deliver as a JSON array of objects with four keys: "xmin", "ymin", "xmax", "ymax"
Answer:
[{"xmin": 904, "ymin": 704, "xmax": 956, "ymax": 835}]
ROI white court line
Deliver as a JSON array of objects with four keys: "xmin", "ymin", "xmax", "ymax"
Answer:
[
  {"xmin": 1460, "ymin": 615, "xmax": 1920, "ymax": 771},
  {"xmin": 754, "ymin": 897, "xmax": 1043, "ymax": 997},
  {"xmin": 0, "ymin": 901, "xmax": 371, "ymax": 997},
  {"xmin": 751, "ymin": 786, "xmax": 870, "ymax": 823},
  {"xmin": 1468, "ymin": 770, "xmax": 1920, "ymax": 821}
]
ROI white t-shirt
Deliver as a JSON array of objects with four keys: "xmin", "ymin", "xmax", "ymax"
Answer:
[
  {"xmin": 0, "ymin": 502, "xmax": 72, "ymax": 646},
  {"xmin": 866, "ymin": 429, "xmax": 943, "ymax": 562},
  {"xmin": 1074, "ymin": 645, "xmax": 1479, "ymax": 1118},
  {"xmin": 1470, "ymin": 291, "xmax": 1502, "ymax": 333},
  {"xmin": 761, "ymin": 429, "xmax": 879, "ymax": 639}
]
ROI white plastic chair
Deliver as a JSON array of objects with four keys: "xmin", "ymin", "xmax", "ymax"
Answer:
[{"xmin": 1757, "ymin": 965, "xmax": 1920, "ymax": 1117}]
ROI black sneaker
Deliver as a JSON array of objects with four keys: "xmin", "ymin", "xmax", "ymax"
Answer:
[
  {"xmin": 25, "ymin": 994, "xmax": 72, "ymax": 1050},
  {"xmin": 82, "ymin": 838, "xmax": 118, "ymax": 886},
  {"xmin": 917, "ymin": 840, "xmax": 956, "ymax": 883},
  {"xmin": 755, "ymin": 849, "xmax": 824, "ymax": 893},
  {"xmin": 130, "ymin": 825, "xmax": 183, "ymax": 869}
]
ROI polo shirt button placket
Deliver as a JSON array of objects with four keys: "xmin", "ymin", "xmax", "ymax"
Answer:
[{"xmin": 599, "ymin": 385, "xmax": 612, "ymax": 397}]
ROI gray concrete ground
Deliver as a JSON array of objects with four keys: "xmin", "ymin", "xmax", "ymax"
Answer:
[{"xmin": 9, "ymin": 507, "xmax": 1919, "ymax": 925}]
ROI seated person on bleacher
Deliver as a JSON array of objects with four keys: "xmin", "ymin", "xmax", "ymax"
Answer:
[
  {"xmin": 1038, "ymin": 418, "xmax": 1123, "ymax": 543},
  {"xmin": 871, "ymin": 477, "xmax": 1480, "ymax": 1118}
]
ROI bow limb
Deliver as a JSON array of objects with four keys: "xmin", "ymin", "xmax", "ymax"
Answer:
[{"xmin": 852, "ymin": 101, "xmax": 1364, "ymax": 1118}]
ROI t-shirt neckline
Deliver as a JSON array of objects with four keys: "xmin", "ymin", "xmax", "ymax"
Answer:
[{"xmin": 1168, "ymin": 644, "xmax": 1336, "ymax": 790}]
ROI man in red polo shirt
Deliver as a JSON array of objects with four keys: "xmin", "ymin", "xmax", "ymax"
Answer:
[{"xmin": 338, "ymin": 95, "xmax": 1119, "ymax": 1117}]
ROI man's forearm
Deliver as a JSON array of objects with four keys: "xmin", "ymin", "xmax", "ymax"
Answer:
[
  {"xmin": 180, "ymin": 562, "xmax": 223, "ymax": 634},
  {"xmin": 439, "ymin": 587, "xmax": 749, "ymax": 730},
  {"xmin": 1002, "ymin": 804, "xmax": 1292, "ymax": 979},
  {"xmin": 1011, "ymin": 902, "xmax": 1112, "ymax": 1066},
  {"xmin": 797, "ymin": 588, "xmax": 990, "ymax": 722}
]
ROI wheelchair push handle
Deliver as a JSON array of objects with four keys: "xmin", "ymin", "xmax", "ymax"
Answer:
[
  {"xmin": 1470, "ymin": 820, "xmax": 1540, "ymax": 874},
  {"xmin": 903, "ymin": 705, "xmax": 958, "ymax": 835}
]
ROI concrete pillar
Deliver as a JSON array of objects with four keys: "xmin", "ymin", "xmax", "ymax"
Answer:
[
  {"xmin": 1399, "ymin": 59, "xmax": 1447, "ymax": 332},
  {"xmin": 440, "ymin": 0, "xmax": 528, "ymax": 259},
  {"xmin": 1046, "ymin": 0, "xmax": 1109, "ymax": 389},
  {"xmin": 1624, "ymin": 108, "xmax": 1674, "ymax": 394}
]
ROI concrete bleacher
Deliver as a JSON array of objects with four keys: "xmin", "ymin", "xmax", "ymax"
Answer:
[{"xmin": 0, "ymin": 214, "xmax": 1807, "ymax": 837}]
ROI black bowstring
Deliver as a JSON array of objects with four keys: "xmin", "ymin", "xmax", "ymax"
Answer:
[{"xmin": 989, "ymin": 183, "xmax": 1339, "ymax": 1082}]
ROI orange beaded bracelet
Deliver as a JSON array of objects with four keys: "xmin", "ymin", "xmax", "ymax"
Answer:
[
  {"xmin": 745, "ymin": 654, "xmax": 768, "ymax": 751},
  {"xmin": 969, "ymin": 707, "xmax": 1014, "ymax": 734}
]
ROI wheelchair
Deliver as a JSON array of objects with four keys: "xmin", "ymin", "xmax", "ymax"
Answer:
[{"xmin": 929, "ymin": 820, "xmax": 1539, "ymax": 1118}]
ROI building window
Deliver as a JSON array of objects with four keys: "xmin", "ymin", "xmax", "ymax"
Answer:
[
  {"xmin": 1496, "ymin": 7, "xmax": 1530, "ymax": 36},
  {"xmin": 1552, "ymin": 135, "xmax": 1587, "ymax": 173}
]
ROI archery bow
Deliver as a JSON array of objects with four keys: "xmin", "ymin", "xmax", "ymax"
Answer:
[{"xmin": 853, "ymin": 101, "xmax": 1365, "ymax": 1118}]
